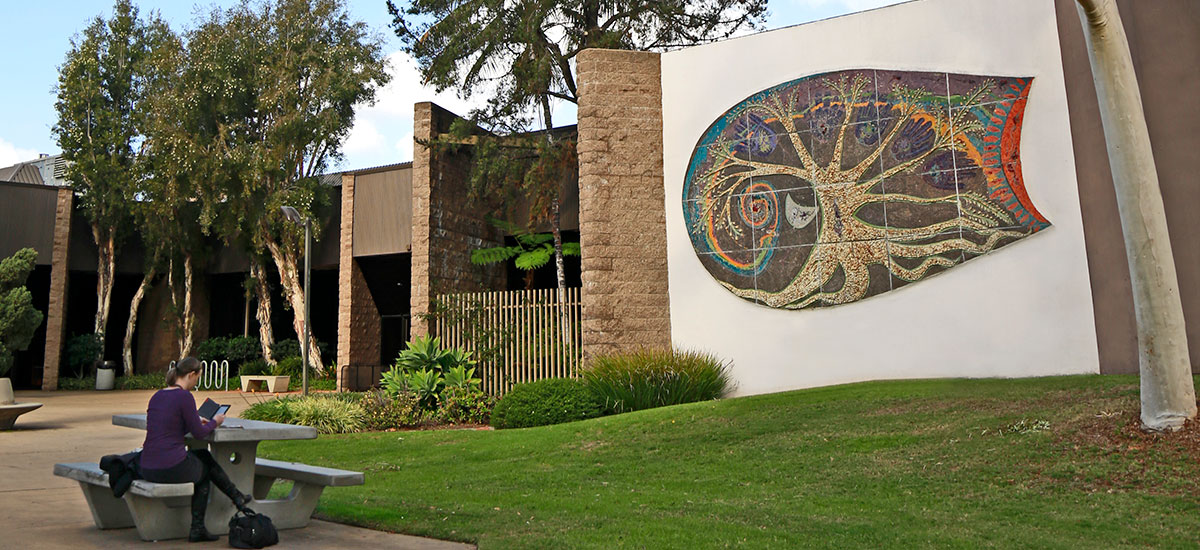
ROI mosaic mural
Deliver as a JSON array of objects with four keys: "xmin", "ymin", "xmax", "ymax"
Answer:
[{"xmin": 682, "ymin": 69, "xmax": 1051, "ymax": 309}]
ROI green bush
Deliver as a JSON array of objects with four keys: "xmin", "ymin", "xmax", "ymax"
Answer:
[
  {"xmin": 490, "ymin": 378, "xmax": 603, "ymax": 429},
  {"xmin": 272, "ymin": 356, "xmax": 304, "ymax": 377},
  {"xmin": 242, "ymin": 395, "xmax": 364, "ymax": 434},
  {"xmin": 238, "ymin": 359, "xmax": 269, "ymax": 376},
  {"xmin": 271, "ymin": 338, "xmax": 329, "ymax": 363},
  {"xmin": 289, "ymin": 397, "xmax": 365, "ymax": 434},
  {"xmin": 65, "ymin": 333, "xmax": 102, "ymax": 375},
  {"xmin": 438, "ymin": 386, "xmax": 494, "ymax": 425},
  {"xmin": 195, "ymin": 337, "xmax": 229, "ymax": 363},
  {"xmin": 286, "ymin": 378, "xmax": 337, "ymax": 391},
  {"xmin": 58, "ymin": 376, "xmax": 96, "ymax": 390},
  {"xmin": 225, "ymin": 336, "xmax": 262, "ymax": 365},
  {"xmin": 581, "ymin": 348, "xmax": 734, "ymax": 414},
  {"xmin": 242, "ymin": 396, "xmax": 298, "ymax": 423},
  {"xmin": 394, "ymin": 336, "xmax": 475, "ymax": 374},
  {"xmin": 359, "ymin": 389, "xmax": 429, "ymax": 430},
  {"xmin": 119, "ymin": 372, "xmax": 166, "ymax": 390}
]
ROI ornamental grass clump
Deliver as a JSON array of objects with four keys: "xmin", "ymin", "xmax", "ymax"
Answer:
[
  {"xmin": 582, "ymin": 348, "xmax": 734, "ymax": 414},
  {"xmin": 242, "ymin": 395, "xmax": 365, "ymax": 434}
]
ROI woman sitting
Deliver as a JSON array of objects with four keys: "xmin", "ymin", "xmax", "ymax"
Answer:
[{"xmin": 139, "ymin": 357, "xmax": 250, "ymax": 542}]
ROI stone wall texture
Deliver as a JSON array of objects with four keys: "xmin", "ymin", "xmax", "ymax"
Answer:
[
  {"xmin": 409, "ymin": 102, "xmax": 506, "ymax": 337},
  {"xmin": 337, "ymin": 174, "xmax": 383, "ymax": 391},
  {"xmin": 40, "ymin": 188, "xmax": 73, "ymax": 390},
  {"xmin": 576, "ymin": 49, "xmax": 672, "ymax": 359}
]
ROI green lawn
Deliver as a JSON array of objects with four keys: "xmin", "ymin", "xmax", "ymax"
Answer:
[{"xmin": 259, "ymin": 375, "xmax": 1200, "ymax": 549}]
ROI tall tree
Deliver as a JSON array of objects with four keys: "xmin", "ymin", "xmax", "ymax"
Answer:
[
  {"xmin": 53, "ymin": 0, "xmax": 163, "ymax": 355},
  {"xmin": 1074, "ymin": 0, "xmax": 1196, "ymax": 431},
  {"xmin": 388, "ymin": 0, "xmax": 766, "ymax": 293},
  {"xmin": 201, "ymin": 0, "xmax": 390, "ymax": 374}
]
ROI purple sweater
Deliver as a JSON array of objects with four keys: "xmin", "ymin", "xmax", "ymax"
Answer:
[{"xmin": 141, "ymin": 388, "xmax": 216, "ymax": 470}]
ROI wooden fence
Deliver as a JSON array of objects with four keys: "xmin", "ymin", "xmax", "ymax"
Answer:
[{"xmin": 434, "ymin": 287, "xmax": 581, "ymax": 395}]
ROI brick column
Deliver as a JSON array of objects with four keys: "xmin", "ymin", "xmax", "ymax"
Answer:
[
  {"xmin": 576, "ymin": 49, "xmax": 672, "ymax": 360},
  {"xmin": 41, "ymin": 188, "xmax": 73, "ymax": 390},
  {"xmin": 337, "ymin": 174, "xmax": 382, "ymax": 391},
  {"xmin": 410, "ymin": 102, "xmax": 506, "ymax": 338}
]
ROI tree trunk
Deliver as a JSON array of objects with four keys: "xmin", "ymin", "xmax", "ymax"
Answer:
[
  {"xmin": 180, "ymin": 254, "xmax": 195, "ymax": 358},
  {"xmin": 266, "ymin": 239, "xmax": 325, "ymax": 375},
  {"xmin": 1076, "ymin": 0, "xmax": 1196, "ymax": 431},
  {"xmin": 92, "ymin": 224, "xmax": 115, "ymax": 356},
  {"xmin": 250, "ymin": 259, "xmax": 276, "ymax": 365},
  {"xmin": 122, "ymin": 269, "xmax": 155, "ymax": 374}
]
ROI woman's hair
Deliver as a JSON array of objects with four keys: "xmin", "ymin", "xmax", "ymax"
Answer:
[{"xmin": 167, "ymin": 357, "xmax": 204, "ymax": 386}]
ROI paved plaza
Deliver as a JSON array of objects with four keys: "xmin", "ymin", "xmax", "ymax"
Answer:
[{"xmin": 0, "ymin": 388, "xmax": 474, "ymax": 549}]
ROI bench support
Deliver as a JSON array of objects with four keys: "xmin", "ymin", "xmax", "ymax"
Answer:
[
  {"xmin": 248, "ymin": 477, "xmax": 326, "ymax": 529},
  {"xmin": 77, "ymin": 481, "xmax": 134, "ymax": 529},
  {"xmin": 124, "ymin": 493, "xmax": 192, "ymax": 541}
]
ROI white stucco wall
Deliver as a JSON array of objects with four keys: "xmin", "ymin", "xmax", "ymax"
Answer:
[{"xmin": 660, "ymin": 0, "xmax": 1099, "ymax": 396}]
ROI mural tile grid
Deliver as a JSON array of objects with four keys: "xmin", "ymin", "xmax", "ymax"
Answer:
[{"xmin": 683, "ymin": 69, "xmax": 1049, "ymax": 309}]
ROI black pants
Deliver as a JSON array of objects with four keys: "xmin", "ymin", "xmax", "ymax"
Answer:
[{"xmin": 141, "ymin": 450, "xmax": 240, "ymax": 524}]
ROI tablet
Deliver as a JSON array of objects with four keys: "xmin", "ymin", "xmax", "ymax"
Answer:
[{"xmin": 198, "ymin": 398, "xmax": 230, "ymax": 420}]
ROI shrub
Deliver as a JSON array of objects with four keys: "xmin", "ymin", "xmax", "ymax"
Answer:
[
  {"xmin": 238, "ymin": 359, "xmax": 269, "ymax": 376},
  {"xmin": 288, "ymin": 397, "xmax": 365, "ymax": 434},
  {"xmin": 226, "ymin": 336, "xmax": 261, "ymax": 365},
  {"xmin": 438, "ymin": 386, "xmax": 494, "ymax": 425},
  {"xmin": 241, "ymin": 396, "xmax": 297, "ymax": 423},
  {"xmin": 65, "ymin": 333, "xmax": 102, "ymax": 375},
  {"xmin": 490, "ymin": 378, "xmax": 603, "ymax": 429},
  {"xmin": 271, "ymin": 338, "xmax": 329, "ymax": 363},
  {"xmin": 287, "ymin": 377, "xmax": 337, "ymax": 391},
  {"xmin": 380, "ymin": 367, "xmax": 407, "ymax": 397},
  {"xmin": 58, "ymin": 375, "xmax": 96, "ymax": 390},
  {"xmin": 195, "ymin": 337, "xmax": 229, "ymax": 363},
  {"xmin": 394, "ymin": 336, "xmax": 474, "ymax": 374},
  {"xmin": 359, "ymin": 389, "xmax": 429, "ymax": 430},
  {"xmin": 119, "ymin": 372, "xmax": 166, "ymax": 390},
  {"xmin": 272, "ymin": 356, "xmax": 304, "ymax": 377},
  {"xmin": 582, "ymin": 348, "xmax": 734, "ymax": 414}
]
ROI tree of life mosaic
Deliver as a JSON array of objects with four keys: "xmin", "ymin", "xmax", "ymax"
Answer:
[{"xmin": 682, "ymin": 69, "xmax": 1051, "ymax": 309}]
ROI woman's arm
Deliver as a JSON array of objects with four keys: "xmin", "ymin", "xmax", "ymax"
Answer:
[{"xmin": 180, "ymin": 392, "xmax": 218, "ymax": 440}]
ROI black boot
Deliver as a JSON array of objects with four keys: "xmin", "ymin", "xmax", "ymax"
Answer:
[
  {"xmin": 188, "ymin": 481, "xmax": 219, "ymax": 542},
  {"xmin": 208, "ymin": 463, "xmax": 251, "ymax": 510}
]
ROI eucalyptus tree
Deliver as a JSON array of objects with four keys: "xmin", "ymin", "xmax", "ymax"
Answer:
[
  {"xmin": 53, "ymin": 0, "xmax": 168, "ymax": 355},
  {"xmin": 388, "ymin": 0, "xmax": 767, "ymax": 293},
  {"xmin": 1074, "ymin": 0, "xmax": 1196, "ymax": 430},
  {"xmin": 192, "ymin": 0, "xmax": 390, "ymax": 374}
]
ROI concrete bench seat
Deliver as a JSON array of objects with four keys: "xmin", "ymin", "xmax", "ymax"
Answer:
[
  {"xmin": 250, "ymin": 458, "xmax": 364, "ymax": 528},
  {"xmin": 240, "ymin": 375, "xmax": 290, "ymax": 392},
  {"xmin": 254, "ymin": 458, "xmax": 365, "ymax": 488},
  {"xmin": 53, "ymin": 462, "xmax": 194, "ymax": 541}
]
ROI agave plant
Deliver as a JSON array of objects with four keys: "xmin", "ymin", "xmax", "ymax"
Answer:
[
  {"xmin": 406, "ymin": 368, "xmax": 444, "ymax": 409},
  {"xmin": 395, "ymin": 336, "xmax": 453, "ymax": 373},
  {"xmin": 444, "ymin": 365, "xmax": 481, "ymax": 391},
  {"xmin": 379, "ymin": 367, "xmax": 408, "ymax": 397}
]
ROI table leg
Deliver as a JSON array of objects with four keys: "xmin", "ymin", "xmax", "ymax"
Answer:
[{"xmin": 203, "ymin": 440, "xmax": 259, "ymax": 535}]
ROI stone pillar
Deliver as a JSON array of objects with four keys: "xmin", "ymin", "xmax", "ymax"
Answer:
[
  {"xmin": 42, "ymin": 188, "xmax": 73, "ymax": 390},
  {"xmin": 409, "ymin": 102, "xmax": 506, "ymax": 338},
  {"xmin": 576, "ymin": 49, "xmax": 672, "ymax": 360},
  {"xmin": 410, "ymin": 103, "xmax": 435, "ymax": 338},
  {"xmin": 337, "ymin": 174, "xmax": 382, "ymax": 391}
]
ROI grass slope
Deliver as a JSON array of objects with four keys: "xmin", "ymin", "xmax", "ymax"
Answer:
[{"xmin": 260, "ymin": 375, "xmax": 1200, "ymax": 549}]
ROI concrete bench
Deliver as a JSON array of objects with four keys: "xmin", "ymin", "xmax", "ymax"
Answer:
[
  {"xmin": 240, "ymin": 375, "xmax": 290, "ymax": 392},
  {"xmin": 250, "ymin": 458, "xmax": 364, "ymax": 528},
  {"xmin": 53, "ymin": 462, "xmax": 193, "ymax": 541}
]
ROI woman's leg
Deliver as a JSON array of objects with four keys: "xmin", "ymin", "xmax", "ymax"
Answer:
[
  {"xmin": 191, "ymin": 449, "xmax": 250, "ymax": 509},
  {"xmin": 141, "ymin": 454, "xmax": 215, "ymax": 542}
]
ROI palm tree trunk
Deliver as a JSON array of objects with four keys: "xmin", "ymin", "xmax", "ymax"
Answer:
[{"xmin": 1076, "ymin": 0, "xmax": 1196, "ymax": 430}]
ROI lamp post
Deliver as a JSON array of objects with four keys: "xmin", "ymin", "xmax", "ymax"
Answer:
[{"xmin": 280, "ymin": 206, "xmax": 311, "ymax": 397}]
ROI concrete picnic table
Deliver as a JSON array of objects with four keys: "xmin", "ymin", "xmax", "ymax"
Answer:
[{"xmin": 54, "ymin": 414, "xmax": 363, "ymax": 541}]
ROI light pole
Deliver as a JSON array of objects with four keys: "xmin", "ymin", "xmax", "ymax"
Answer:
[{"xmin": 281, "ymin": 206, "xmax": 311, "ymax": 397}]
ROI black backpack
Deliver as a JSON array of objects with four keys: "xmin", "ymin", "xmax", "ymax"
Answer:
[{"xmin": 228, "ymin": 508, "xmax": 278, "ymax": 548}]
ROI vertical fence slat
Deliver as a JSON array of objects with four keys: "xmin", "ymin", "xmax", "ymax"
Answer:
[{"xmin": 433, "ymin": 287, "xmax": 581, "ymax": 396}]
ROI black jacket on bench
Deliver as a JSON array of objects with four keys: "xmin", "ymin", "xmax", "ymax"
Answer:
[{"xmin": 98, "ymin": 451, "xmax": 142, "ymax": 498}]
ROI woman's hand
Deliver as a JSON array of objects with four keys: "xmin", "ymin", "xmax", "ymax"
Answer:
[{"xmin": 211, "ymin": 414, "xmax": 226, "ymax": 427}]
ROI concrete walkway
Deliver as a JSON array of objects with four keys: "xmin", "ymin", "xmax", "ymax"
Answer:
[{"xmin": 1, "ymin": 388, "xmax": 474, "ymax": 549}]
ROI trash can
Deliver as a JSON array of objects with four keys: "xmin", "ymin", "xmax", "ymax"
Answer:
[{"xmin": 96, "ymin": 361, "xmax": 117, "ymax": 391}]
